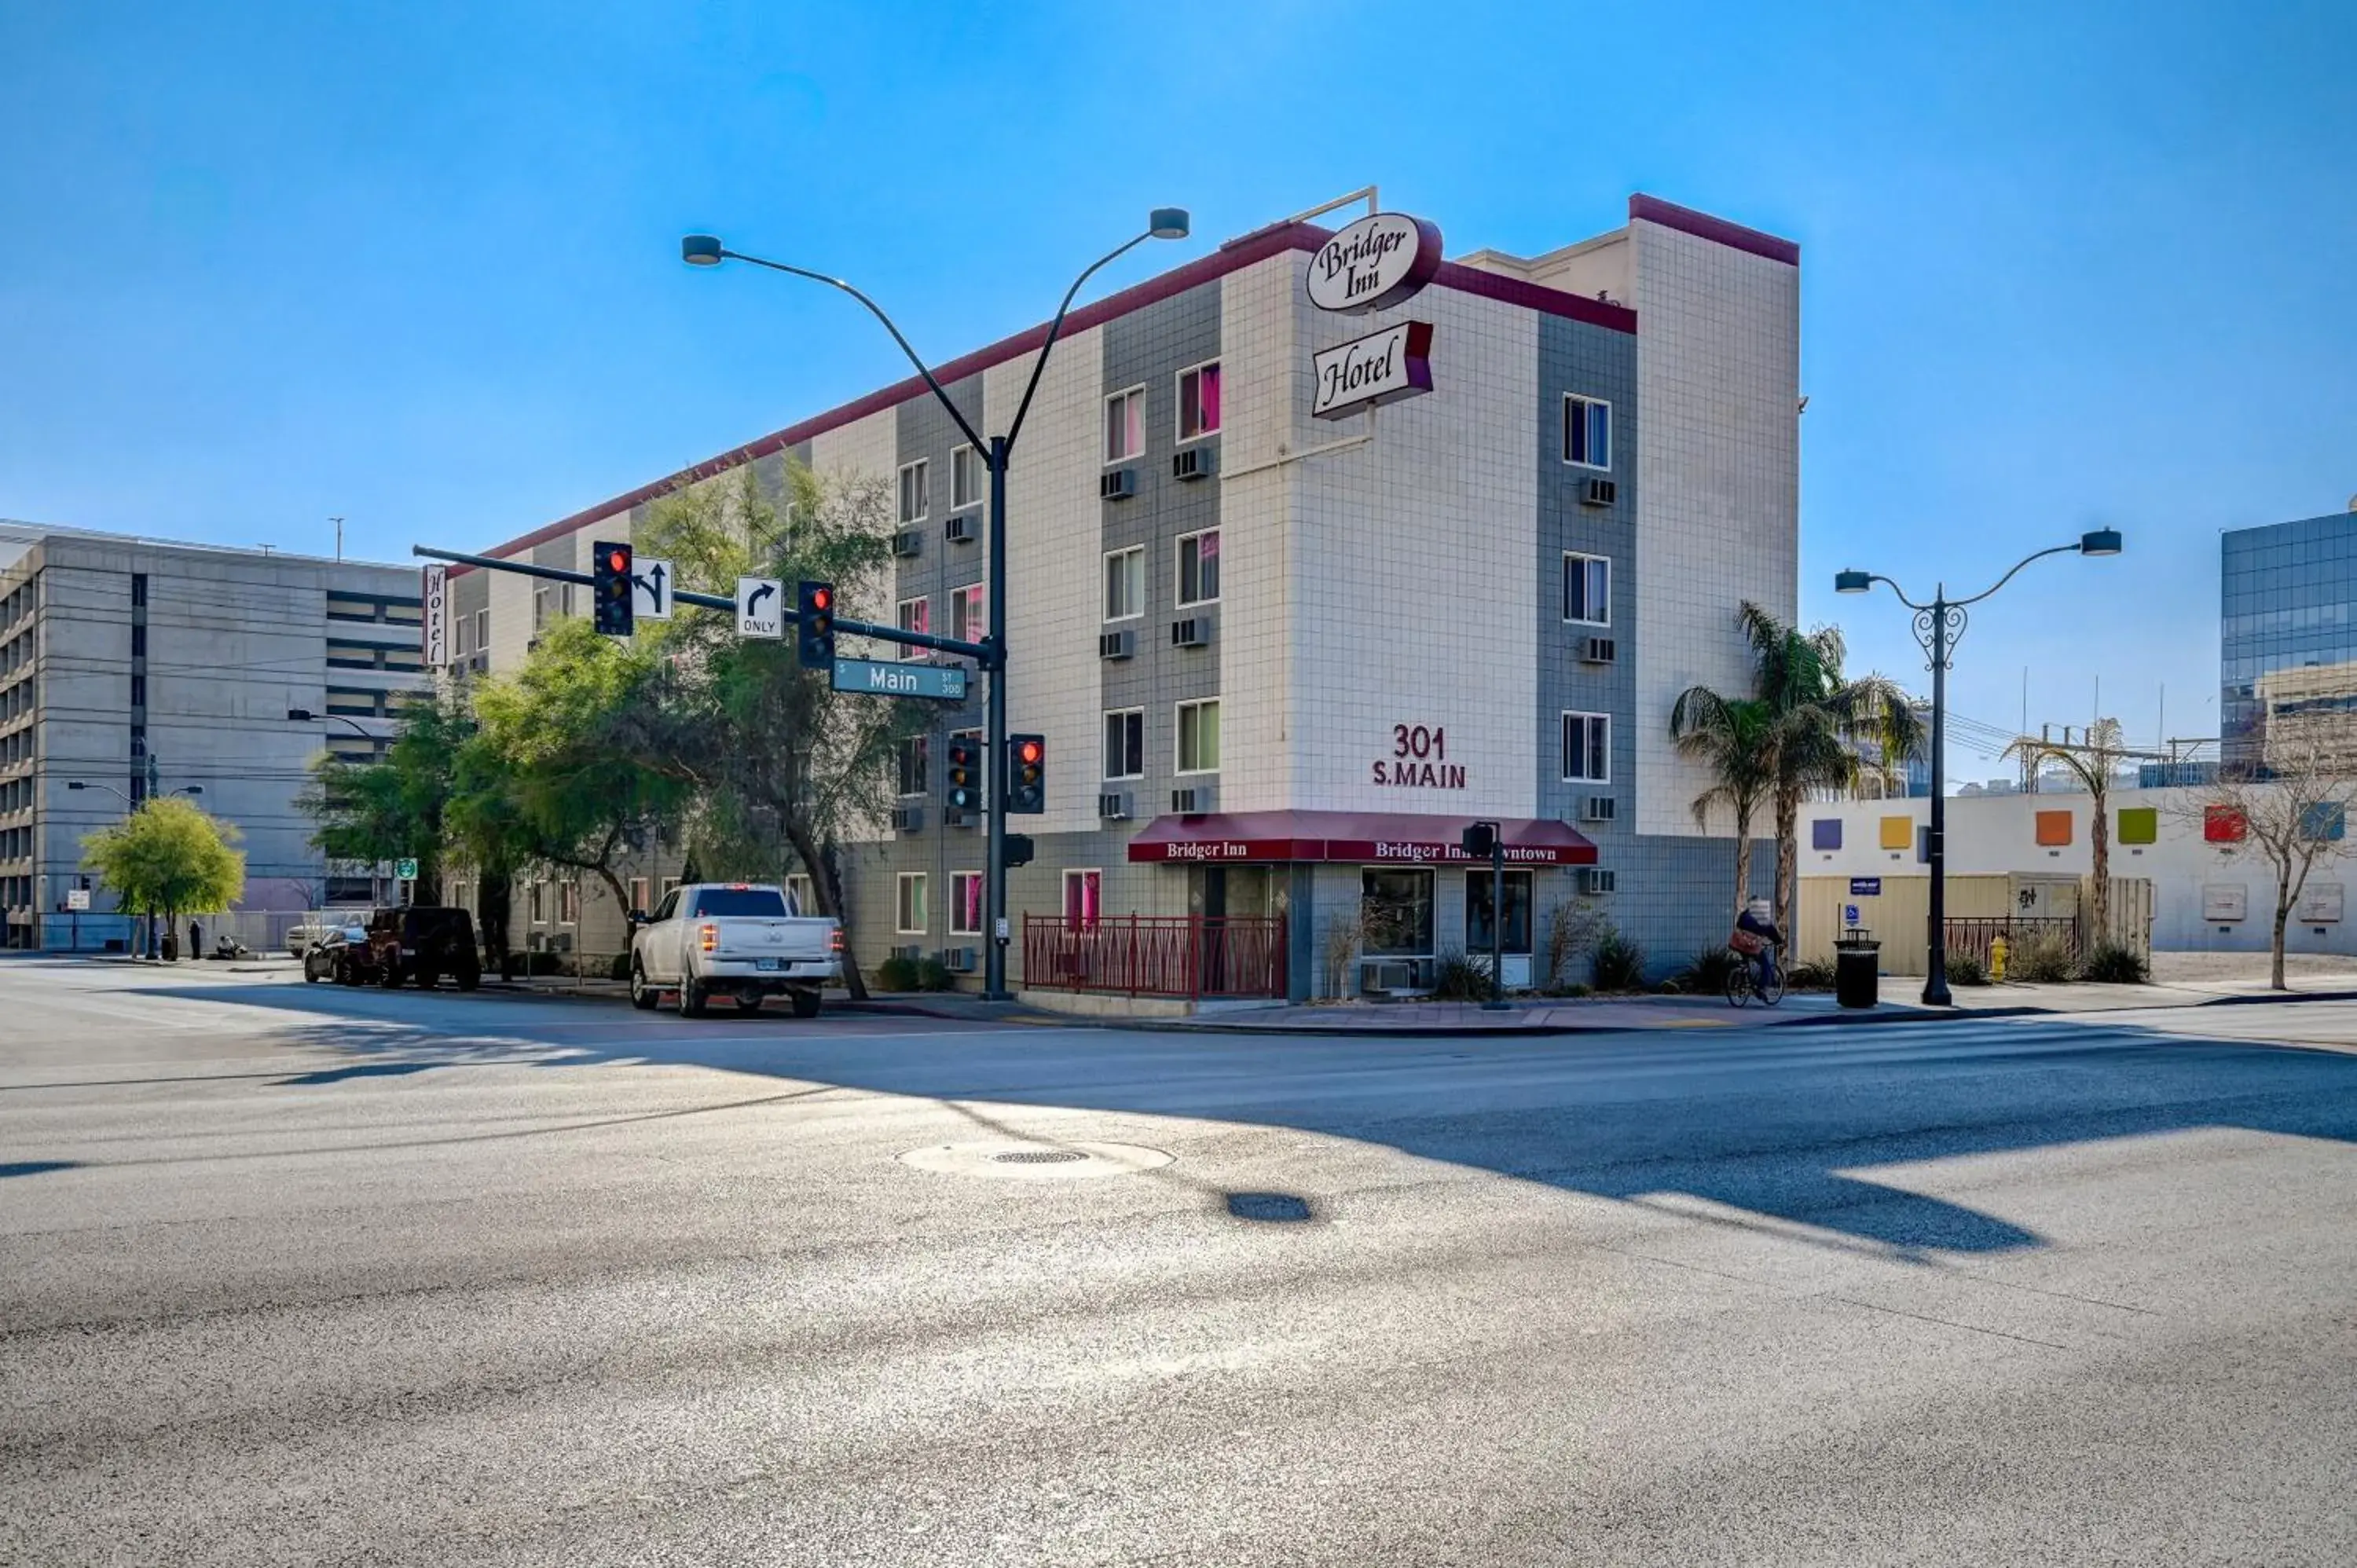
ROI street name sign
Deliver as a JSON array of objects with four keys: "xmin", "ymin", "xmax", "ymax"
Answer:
[
  {"xmin": 736, "ymin": 577, "xmax": 783, "ymax": 639},
  {"xmin": 632, "ymin": 559, "xmax": 674, "ymax": 620},
  {"xmin": 832, "ymin": 658, "xmax": 967, "ymax": 702}
]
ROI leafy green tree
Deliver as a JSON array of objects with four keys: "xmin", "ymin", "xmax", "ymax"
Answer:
[
  {"xmin": 1669, "ymin": 687, "xmax": 1776, "ymax": 914},
  {"xmin": 1673, "ymin": 603, "xmax": 1923, "ymax": 933},
  {"xmin": 459, "ymin": 617, "xmax": 696, "ymax": 921},
  {"xmin": 80, "ymin": 797, "xmax": 246, "ymax": 958},
  {"xmin": 632, "ymin": 461, "xmax": 916, "ymax": 993},
  {"xmin": 298, "ymin": 685, "xmax": 475, "ymax": 903}
]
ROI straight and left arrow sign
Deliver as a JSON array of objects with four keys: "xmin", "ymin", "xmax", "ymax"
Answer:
[{"xmin": 631, "ymin": 559, "xmax": 673, "ymax": 620}]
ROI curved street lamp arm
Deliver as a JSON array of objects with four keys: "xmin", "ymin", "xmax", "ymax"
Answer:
[
  {"xmin": 1953, "ymin": 542, "xmax": 2081, "ymax": 607},
  {"xmin": 1004, "ymin": 230, "xmax": 1152, "ymax": 452},
  {"xmin": 1859, "ymin": 573, "xmax": 1934, "ymax": 614},
  {"xmin": 722, "ymin": 250, "xmax": 989, "ymax": 457}
]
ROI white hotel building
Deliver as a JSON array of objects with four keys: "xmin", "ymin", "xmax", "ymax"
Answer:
[{"xmin": 453, "ymin": 192, "xmax": 1798, "ymax": 998}]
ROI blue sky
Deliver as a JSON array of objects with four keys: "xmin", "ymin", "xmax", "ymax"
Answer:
[{"xmin": 3, "ymin": 0, "xmax": 2352, "ymax": 768}]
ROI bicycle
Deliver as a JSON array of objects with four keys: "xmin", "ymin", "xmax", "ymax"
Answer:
[{"xmin": 1725, "ymin": 943, "xmax": 1785, "ymax": 1008}]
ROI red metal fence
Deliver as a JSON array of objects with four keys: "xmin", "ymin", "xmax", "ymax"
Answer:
[{"xmin": 1022, "ymin": 914, "xmax": 1288, "ymax": 1000}]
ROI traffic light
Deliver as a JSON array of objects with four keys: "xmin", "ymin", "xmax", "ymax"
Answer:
[
  {"xmin": 1002, "ymin": 833, "xmax": 1035, "ymax": 870},
  {"xmin": 945, "ymin": 734, "xmax": 982, "ymax": 814},
  {"xmin": 797, "ymin": 580, "xmax": 835, "ymax": 669},
  {"xmin": 1007, "ymin": 734, "xmax": 1046, "ymax": 815},
  {"xmin": 592, "ymin": 540, "xmax": 634, "ymax": 636},
  {"xmin": 1461, "ymin": 821, "xmax": 1498, "ymax": 858}
]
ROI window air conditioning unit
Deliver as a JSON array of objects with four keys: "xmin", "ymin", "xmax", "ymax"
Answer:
[
  {"xmin": 891, "ymin": 943, "xmax": 923, "ymax": 963},
  {"xmin": 1172, "ymin": 446, "xmax": 1218, "ymax": 481},
  {"xmin": 891, "ymin": 804, "xmax": 924, "ymax": 833},
  {"xmin": 941, "ymin": 947, "xmax": 977, "ymax": 973},
  {"xmin": 1580, "ymin": 477, "xmax": 1617, "ymax": 507},
  {"xmin": 943, "ymin": 513, "xmax": 978, "ymax": 545},
  {"xmin": 1576, "ymin": 866, "xmax": 1616, "ymax": 896},
  {"xmin": 1171, "ymin": 616, "xmax": 1212, "ymax": 649},
  {"xmin": 1099, "ymin": 467, "xmax": 1137, "ymax": 500},
  {"xmin": 944, "ymin": 806, "xmax": 976, "ymax": 830},
  {"xmin": 892, "ymin": 528, "xmax": 923, "ymax": 559},
  {"xmin": 1579, "ymin": 636, "xmax": 1617, "ymax": 664},
  {"xmin": 1098, "ymin": 628, "xmax": 1135, "ymax": 661},
  {"xmin": 1581, "ymin": 796, "xmax": 1616, "ymax": 823},
  {"xmin": 1171, "ymin": 785, "xmax": 1215, "ymax": 813},
  {"xmin": 1098, "ymin": 791, "xmax": 1131, "ymax": 820}
]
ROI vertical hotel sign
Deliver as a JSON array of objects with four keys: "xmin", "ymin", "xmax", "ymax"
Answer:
[
  {"xmin": 1305, "ymin": 211, "xmax": 1441, "ymax": 419},
  {"xmin": 420, "ymin": 565, "xmax": 449, "ymax": 667}
]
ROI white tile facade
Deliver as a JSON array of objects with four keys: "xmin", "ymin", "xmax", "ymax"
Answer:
[{"xmin": 1629, "ymin": 218, "xmax": 1802, "ymax": 836}]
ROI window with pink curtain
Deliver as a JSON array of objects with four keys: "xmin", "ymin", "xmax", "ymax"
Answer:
[
  {"xmin": 1180, "ymin": 361, "xmax": 1221, "ymax": 440},
  {"xmin": 1063, "ymin": 870, "xmax": 1101, "ymax": 929}
]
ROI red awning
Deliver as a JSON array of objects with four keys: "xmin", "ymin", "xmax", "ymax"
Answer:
[{"xmin": 1126, "ymin": 810, "xmax": 1598, "ymax": 866}]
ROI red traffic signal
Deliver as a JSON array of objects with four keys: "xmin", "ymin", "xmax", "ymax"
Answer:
[
  {"xmin": 592, "ymin": 539, "xmax": 634, "ymax": 636},
  {"xmin": 1007, "ymin": 733, "xmax": 1046, "ymax": 815}
]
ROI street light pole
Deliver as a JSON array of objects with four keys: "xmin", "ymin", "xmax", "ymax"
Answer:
[
  {"xmin": 1836, "ymin": 528, "xmax": 2121, "ymax": 1005},
  {"xmin": 681, "ymin": 211, "xmax": 1191, "ymax": 1001}
]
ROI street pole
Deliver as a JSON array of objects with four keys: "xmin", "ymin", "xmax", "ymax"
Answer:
[
  {"xmin": 1924, "ymin": 591, "xmax": 1952, "ymax": 1007},
  {"xmin": 1835, "ymin": 529, "xmax": 2122, "ymax": 1006},
  {"xmin": 984, "ymin": 434, "xmax": 1011, "ymax": 997},
  {"xmin": 1487, "ymin": 837, "xmax": 1507, "ymax": 1009}
]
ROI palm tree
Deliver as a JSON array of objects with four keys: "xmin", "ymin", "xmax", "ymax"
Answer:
[
  {"xmin": 2003, "ymin": 718, "xmax": 2128, "ymax": 943},
  {"xmin": 1674, "ymin": 603, "xmax": 1926, "ymax": 934},
  {"xmin": 1669, "ymin": 687, "xmax": 1775, "ymax": 914}
]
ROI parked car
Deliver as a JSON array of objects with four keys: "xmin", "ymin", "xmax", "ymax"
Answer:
[
  {"xmin": 364, "ymin": 905, "xmax": 482, "ymax": 991},
  {"xmin": 629, "ymin": 882, "xmax": 841, "ymax": 1017},
  {"xmin": 302, "ymin": 921, "xmax": 372, "ymax": 985},
  {"xmin": 285, "ymin": 923, "xmax": 330, "ymax": 958}
]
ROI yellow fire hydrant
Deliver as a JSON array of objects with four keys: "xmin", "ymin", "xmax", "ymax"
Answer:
[{"xmin": 1989, "ymin": 936, "xmax": 2009, "ymax": 983}]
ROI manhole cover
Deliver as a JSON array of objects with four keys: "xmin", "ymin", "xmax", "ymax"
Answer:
[{"xmin": 897, "ymin": 1141, "xmax": 1176, "ymax": 1181}]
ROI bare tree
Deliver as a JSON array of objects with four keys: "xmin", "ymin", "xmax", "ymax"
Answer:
[
  {"xmin": 2003, "ymin": 717, "xmax": 2130, "ymax": 943},
  {"xmin": 2172, "ymin": 738, "xmax": 2357, "ymax": 990}
]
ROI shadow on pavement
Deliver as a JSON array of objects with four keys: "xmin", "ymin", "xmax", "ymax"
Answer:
[
  {"xmin": 0, "ymin": 1161, "xmax": 82, "ymax": 1179},
  {"xmin": 104, "ymin": 980, "xmax": 2357, "ymax": 1260}
]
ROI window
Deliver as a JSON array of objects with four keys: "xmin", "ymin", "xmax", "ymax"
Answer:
[
  {"xmin": 896, "ymin": 872, "xmax": 929, "ymax": 935},
  {"xmin": 651, "ymin": 888, "xmax": 680, "ymax": 923},
  {"xmin": 786, "ymin": 874, "xmax": 815, "ymax": 916},
  {"xmin": 529, "ymin": 880, "xmax": 548, "ymax": 922},
  {"xmin": 1177, "ymin": 698, "xmax": 1221, "ymax": 775},
  {"xmin": 1563, "ymin": 394, "xmax": 1611, "ymax": 469},
  {"xmin": 1177, "ymin": 361, "xmax": 1221, "ymax": 441},
  {"xmin": 1563, "ymin": 553, "xmax": 1611, "ymax": 626},
  {"xmin": 689, "ymin": 887, "xmax": 790, "ymax": 918},
  {"xmin": 130, "ymin": 573, "xmax": 147, "ymax": 608},
  {"xmin": 1464, "ymin": 870, "xmax": 1534, "ymax": 956},
  {"xmin": 559, "ymin": 881, "xmax": 581, "ymax": 924},
  {"xmin": 951, "ymin": 445, "xmax": 984, "ymax": 511},
  {"xmin": 897, "ymin": 733, "xmax": 929, "ymax": 797},
  {"xmin": 533, "ymin": 586, "xmax": 551, "ymax": 630},
  {"xmin": 1563, "ymin": 711, "xmax": 1611, "ymax": 782},
  {"xmin": 475, "ymin": 610, "xmax": 489, "ymax": 652},
  {"xmin": 1063, "ymin": 869, "xmax": 1102, "ymax": 930},
  {"xmin": 1177, "ymin": 529, "xmax": 1220, "ymax": 607},
  {"xmin": 1103, "ymin": 386, "xmax": 1144, "ymax": 464},
  {"xmin": 898, "ymin": 459, "xmax": 929, "ymax": 525},
  {"xmin": 129, "ymin": 675, "xmax": 145, "ymax": 707},
  {"xmin": 628, "ymin": 877, "xmax": 650, "ymax": 915},
  {"xmin": 950, "ymin": 871, "xmax": 984, "ymax": 936},
  {"xmin": 1361, "ymin": 869, "xmax": 1435, "ymax": 957},
  {"xmin": 1104, "ymin": 547, "xmax": 1145, "ymax": 621},
  {"xmin": 1103, "ymin": 708, "xmax": 1145, "ymax": 779},
  {"xmin": 130, "ymin": 624, "xmax": 146, "ymax": 657},
  {"xmin": 951, "ymin": 583, "xmax": 986, "ymax": 644},
  {"xmin": 897, "ymin": 596, "xmax": 929, "ymax": 660}
]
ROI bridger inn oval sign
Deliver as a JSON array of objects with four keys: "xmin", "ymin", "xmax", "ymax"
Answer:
[{"xmin": 1306, "ymin": 212, "xmax": 1443, "ymax": 313}]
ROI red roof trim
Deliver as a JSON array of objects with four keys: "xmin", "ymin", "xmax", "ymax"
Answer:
[
  {"xmin": 471, "ymin": 218, "xmax": 1644, "ymax": 566},
  {"xmin": 1628, "ymin": 193, "xmax": 1799, "ymax": 266}
]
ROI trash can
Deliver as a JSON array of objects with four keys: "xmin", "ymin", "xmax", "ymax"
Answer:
[{"xmin": 1834, "ymin": 930, "xmax": 1879, "ymax": 1009}]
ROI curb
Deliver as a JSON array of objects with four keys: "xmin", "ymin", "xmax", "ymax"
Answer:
[{"xmin": 1091, "ymin": 1003, "xmax": 2026, "ymax": 1039}]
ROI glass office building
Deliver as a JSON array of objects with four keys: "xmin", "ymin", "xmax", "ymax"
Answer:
[{"xmin": 2220, "ymin": 509, "xmax": 2357, "ymax": 764}]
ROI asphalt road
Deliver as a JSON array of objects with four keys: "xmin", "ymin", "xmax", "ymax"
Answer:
[{"xmin": 4, "ymin": 958, "xmax": 2355, "ymax": 1566}]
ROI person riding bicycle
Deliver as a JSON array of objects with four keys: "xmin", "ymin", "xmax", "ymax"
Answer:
[{"xmin": 1732, "ymin": 898, "xmax": 1783, "ymax": 994}]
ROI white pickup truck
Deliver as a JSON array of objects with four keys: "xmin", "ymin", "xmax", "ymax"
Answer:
[{"xmin": 629, "ymin": 882, "xmax": 841, "ymax": 1018}]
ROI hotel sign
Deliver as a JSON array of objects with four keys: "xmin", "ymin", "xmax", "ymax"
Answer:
[
  {"xmin": 1307, "ymin": 213, "xmax": 1443, "ymax": 313},
  {"xmin": 1312, "ymin": 321, "xmax": 1435, "ymax": 419}
]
